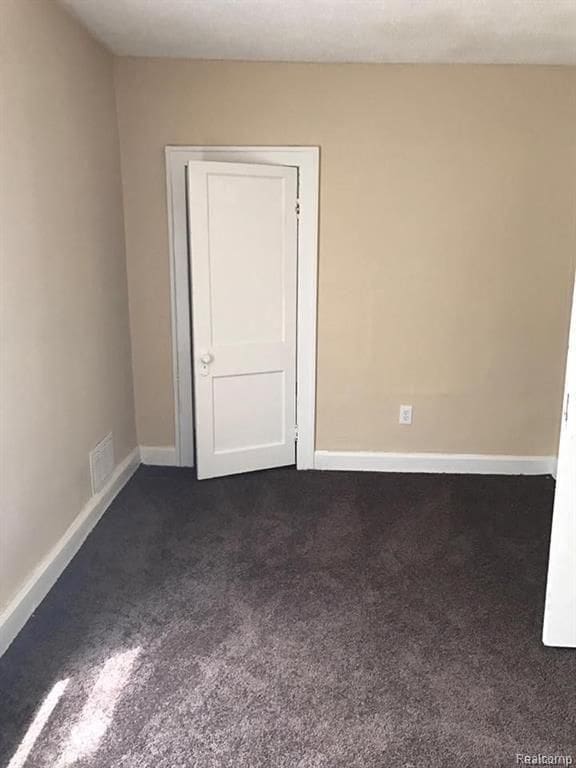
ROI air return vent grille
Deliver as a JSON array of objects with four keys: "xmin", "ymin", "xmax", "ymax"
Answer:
[{"xmin": 89, "ymin": 432, "xmax": 114, "ymax": 495}]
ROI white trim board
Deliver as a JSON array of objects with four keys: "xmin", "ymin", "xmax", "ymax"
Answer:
[
  {"xmin": 136, "ymin": 446, "xmax": 558, "ymax": 476},
  {"xmin": 314, "ymin": 451, "xmax": 557, "ymax": 476},
  {"xmin": 0, "ymin": 448, "xmax": 140, "ymax": 658},
  {"xmin": 140, "ymin": 446, "xmax": 178, "ymax": 466},
  {"xmin": 165, "ymin": 146, "xmax": 320, "ymax": 471}
]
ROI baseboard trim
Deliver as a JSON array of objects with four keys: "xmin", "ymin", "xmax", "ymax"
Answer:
[
  {"xmin": 314, "ymin": 450, "xmax": 557, "ymax": 476},
  {"xmin": 139, "ymin": 446, "xmax": 178, "ymax": 466},
  {"xmin": 0, "ymin": 447, "xmax": 140, "ymax": 658}
]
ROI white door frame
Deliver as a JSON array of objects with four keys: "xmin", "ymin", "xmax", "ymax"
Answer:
[
  {"xmin": 165, "ymin": 146, "xmax": 320, "ymax": 469},
  {"xmin": 543, "ymin": 275, "xmax": 576, "ymax": 647}
]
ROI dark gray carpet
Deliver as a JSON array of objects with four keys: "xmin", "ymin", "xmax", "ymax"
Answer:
[{"xmin": 0, "ymin": 467, "xmax": 574, "ymax": 768}]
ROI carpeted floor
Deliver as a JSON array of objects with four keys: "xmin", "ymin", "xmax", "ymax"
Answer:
[{"xmin": 0, "ymin": 467, "xmax": 574, "ymax": 768}]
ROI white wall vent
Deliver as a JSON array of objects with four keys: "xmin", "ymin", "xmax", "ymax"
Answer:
[{"xmin": 89, "ymin": 432, "xmax": 114, "ymax": 495}]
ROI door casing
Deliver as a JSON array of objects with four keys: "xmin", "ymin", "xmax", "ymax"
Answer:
[
  {"xmin": 165, "ymin": 146, "xmax": 320, "ymax": 469},
  {"xmin": 543, "ymin": 275, "xmax": 576, "ymax": 648}
]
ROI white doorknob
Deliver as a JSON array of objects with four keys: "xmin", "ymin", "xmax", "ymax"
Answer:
[{"xmin": 199, "ymin": 352, "xmax": 213, "ymax": 365}]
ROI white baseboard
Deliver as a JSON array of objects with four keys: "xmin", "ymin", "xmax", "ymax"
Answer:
[
  {"xmin": 314, "ymin": 450, "xmax": 557, "ymax": 476},
  {"xmin": 139, "ymin": 446, "xmax": 178, "ymax": 466},
  {"xmin": 0, "ymin": 447, "xmax": 140, "ymax": 658},
  {"xmin": 137, "ymin": 445, "xmax": 556, "ymax": 477}
]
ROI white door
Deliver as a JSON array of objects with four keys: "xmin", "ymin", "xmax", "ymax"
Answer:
[
  {"xmin": 188, "ymin": 161, "xmax": 298, "ymax": 480},
  {"xmin": 543, "ymin": 277, "xmax": 576, "ymax": 647}
]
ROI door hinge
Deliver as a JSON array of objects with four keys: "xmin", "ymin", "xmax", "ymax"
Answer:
[
  {"xmin": 565, "ymin": 392, "xmax": 570, "ymax": 424},
  {"xmin": 295, "ymin": 200, "xmax": 300, "ymax": 216},
  {"xmin": 294, "ymin": 424, "xmax": 299, "ymax": 441}
]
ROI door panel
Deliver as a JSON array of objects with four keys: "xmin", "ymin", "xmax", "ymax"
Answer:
[
  {"xmin": 207, "ymin": 175, "xmax": 286, "ymax": 346},
  {"xmin": 188, "ymin": 161, "xmax": 298, "ymax": 479},
  {"xmin": 213, "ymin": 371, "xmax": 285, "ymax": 453},
  {"xmin": 543, "ymin": 278, "xmax": 576, "ymax": 647}
]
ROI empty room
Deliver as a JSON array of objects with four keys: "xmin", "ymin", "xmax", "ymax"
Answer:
[{"xmin": 1, "ymin": 0, "xmax": 575, "ymax": 766}]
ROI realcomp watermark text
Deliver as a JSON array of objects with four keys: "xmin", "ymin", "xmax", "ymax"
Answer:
[{"xmin": 516, "ymin": 755, "xmax": 573, "ymax": 766}]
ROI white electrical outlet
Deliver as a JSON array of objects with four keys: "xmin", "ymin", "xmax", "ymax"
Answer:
[
  {"xmin": 89, "ymin": 432, "xmax": 114, "ymax": 495},
  {"xmin": 399, "ymin": 405, "xmax": 413, "ymax": 425}
]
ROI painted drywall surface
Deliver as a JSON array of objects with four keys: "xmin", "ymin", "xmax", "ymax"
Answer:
[
  {"xmin": 114, "ymin": 59, "xmax": 576, "ymax": 454},
  {"xmin": 0, "ymin": 1, "xmax": 136, "ymax": 610}
]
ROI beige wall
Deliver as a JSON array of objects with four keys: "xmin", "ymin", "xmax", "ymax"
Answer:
[
  {"xmin": 115, "ymin": 59, "xmax": 576, "ymax": 456},
  {"xmin": 0, "ymin": 1, "xmax": 136, "ymax": 610}
]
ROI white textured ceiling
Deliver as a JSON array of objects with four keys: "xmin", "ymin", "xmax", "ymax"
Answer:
[{"xmin": 60, "ymin": 0, "xmax": 576, "ymax": 65}]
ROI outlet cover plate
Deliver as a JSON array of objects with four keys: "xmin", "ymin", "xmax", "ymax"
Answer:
[{"xmin": 399, "ymin": 405, "xmax": 413, "ymax": 425}]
